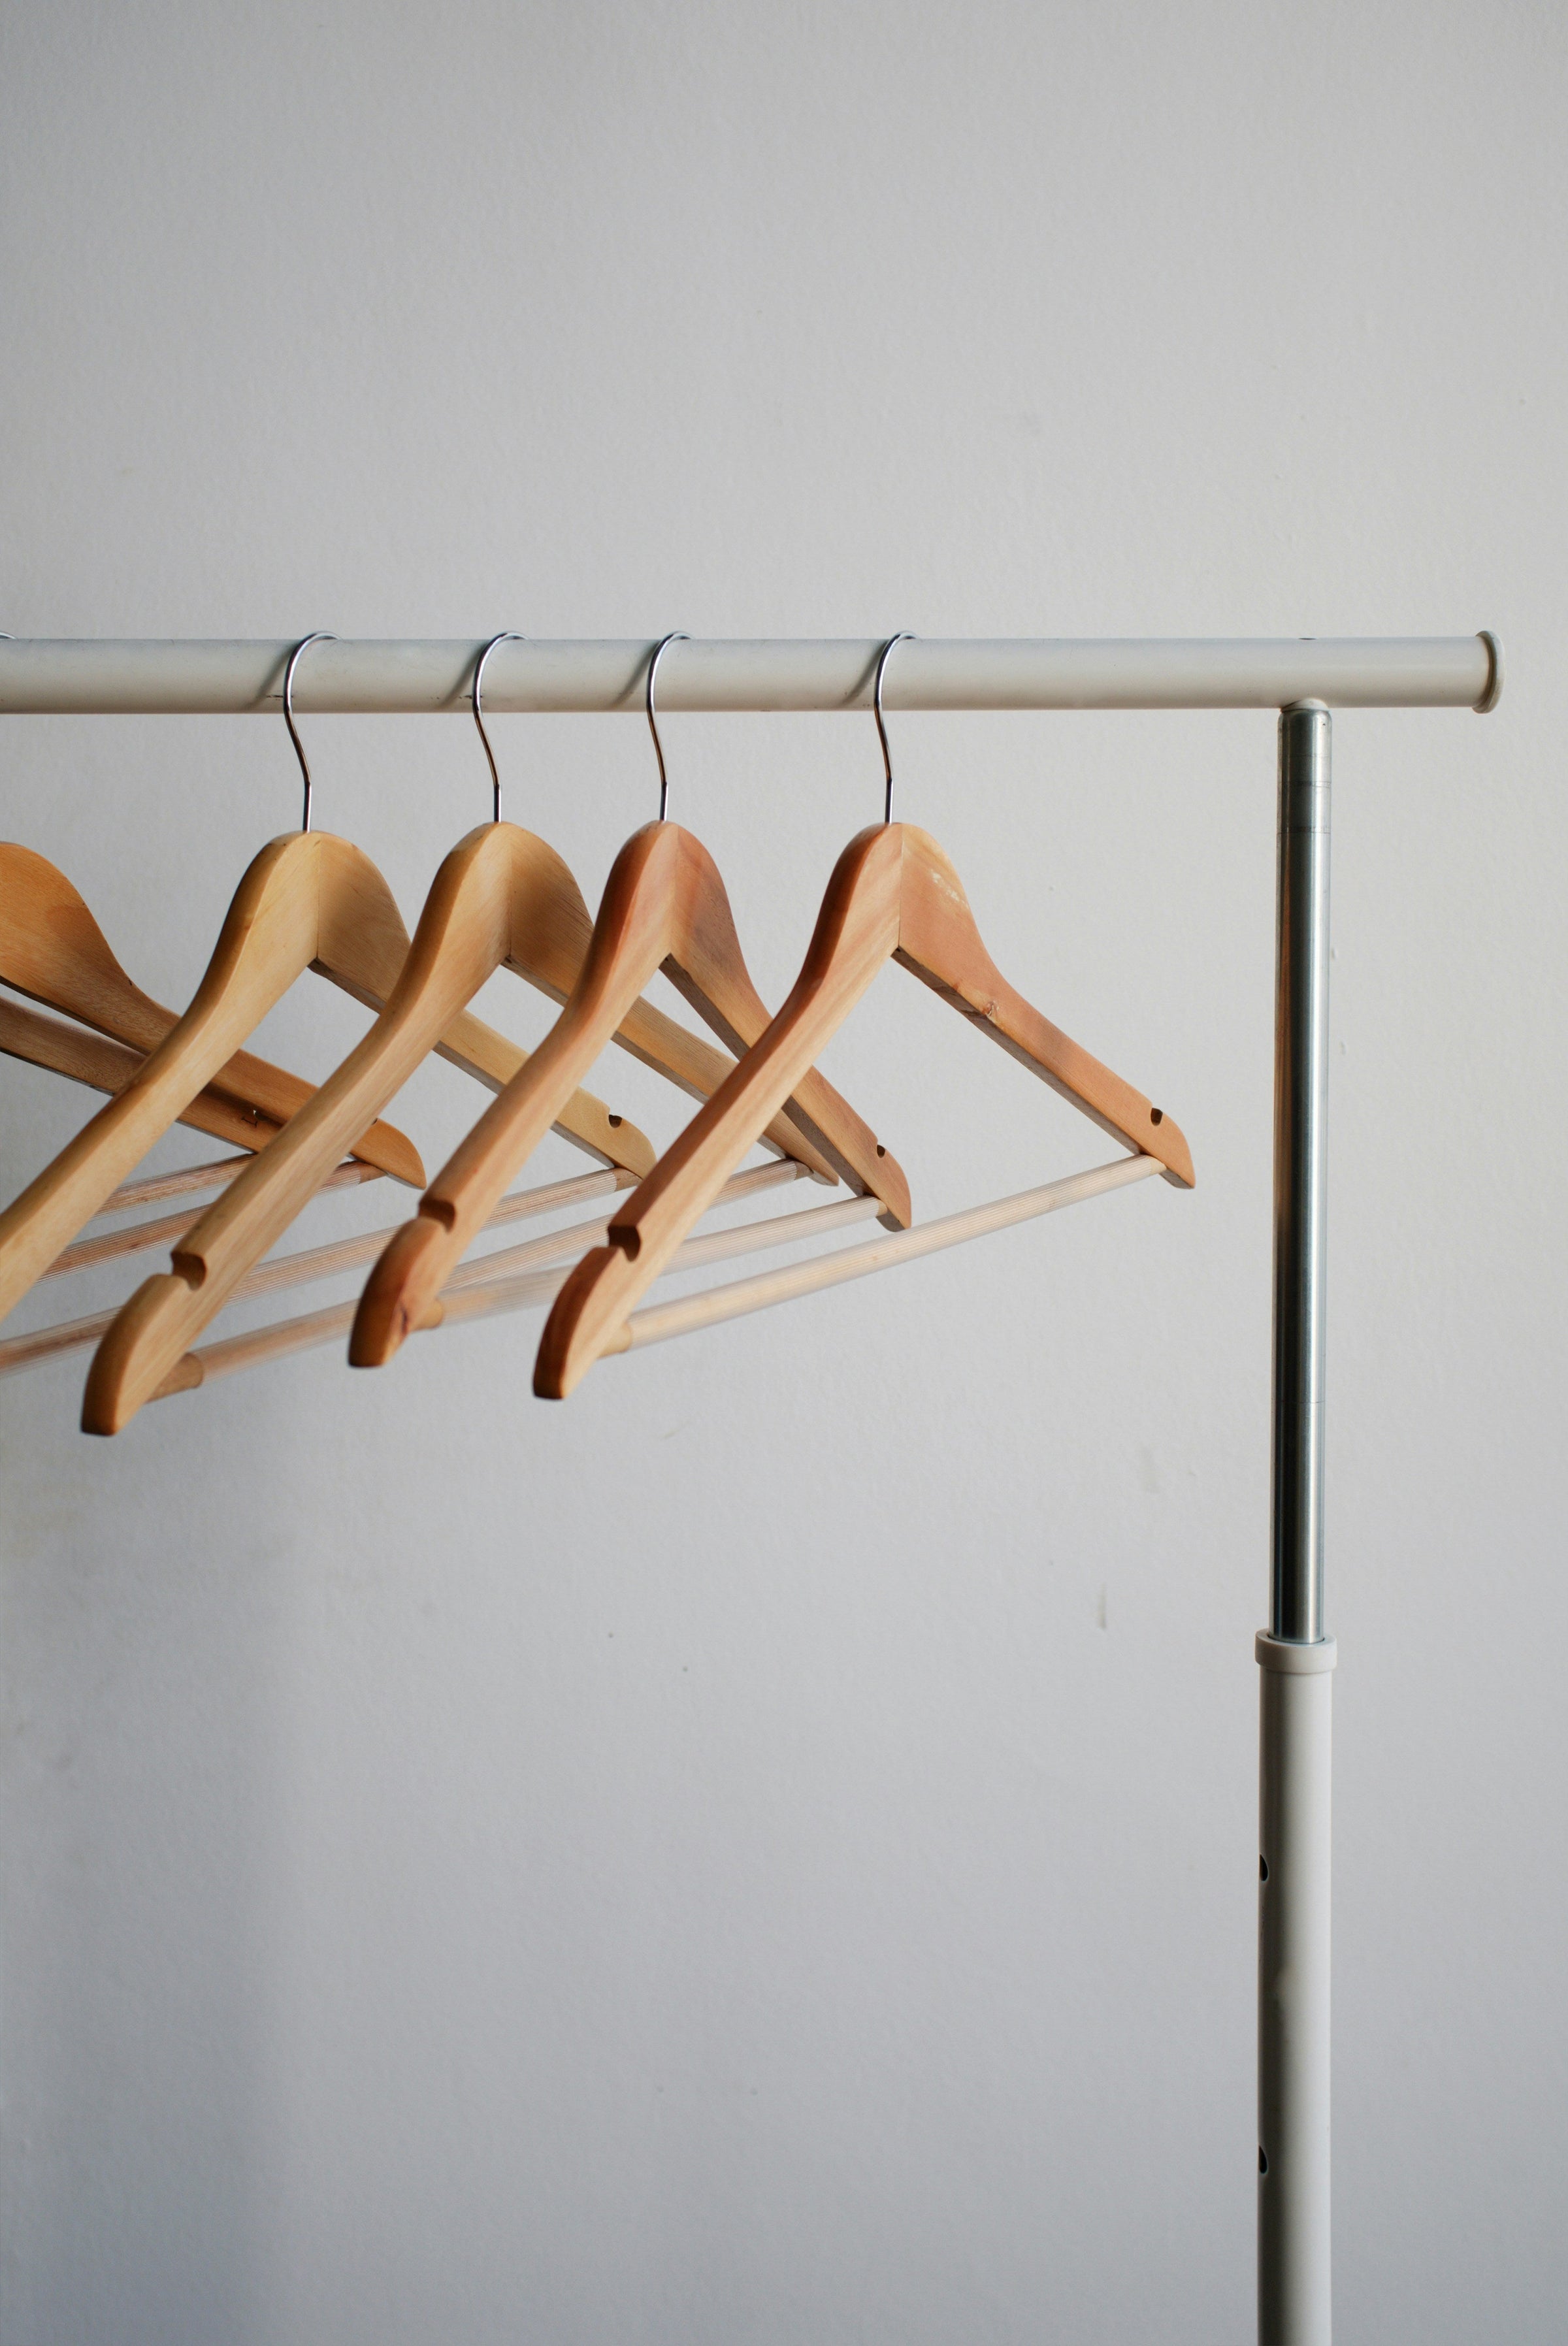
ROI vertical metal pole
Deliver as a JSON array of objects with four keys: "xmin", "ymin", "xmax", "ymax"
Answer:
[{"xmin": 1258, "ymin": 704, "xmax": 1336, "ymax": 2346}]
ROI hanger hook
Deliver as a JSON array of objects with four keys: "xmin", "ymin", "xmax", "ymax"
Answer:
[
  {"xmin": 283, "ymin": 632, "xmax": 336, "ymax": 833},
  {"xmin": 472, "ymin": 633, "xmax": 525, "ymax": 824},
  {"xmin": 874, "ymin": 634, "xmax": 915, "ymax": 825},
  {"xmin": 645, "ymin": 633, "xmax": 689, "ymax": 823}
]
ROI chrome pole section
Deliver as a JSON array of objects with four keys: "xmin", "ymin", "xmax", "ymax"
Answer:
[
  {"xmin": 1258, "ymin": 704, "xmax": 1337, "ymax": 2346},
  {"xmin": 0, "ymin": 634, "xmax": 1501, "ymax": 715}
]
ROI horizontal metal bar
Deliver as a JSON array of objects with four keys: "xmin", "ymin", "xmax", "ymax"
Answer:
[{"xmin": 0, "ymin": 636, "xmax": 1501, "ymax": 715}]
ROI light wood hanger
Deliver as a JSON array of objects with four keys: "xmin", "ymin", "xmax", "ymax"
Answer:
[
  {"xmin": 347, "ymin": 636, "xmax": 909, "ymax": 1369},
  {"xmin": 78, "ymin": 632, "xmax": 844, "ymax": 1429},
  {"xmin": 529, "ymin": 632, "xmax": 1194, "ymax": 1402},
  {"xmin": 534, "ymin": 817, "xmax": 1193, "ymax": 1395},
  {"xmin": 0, "ymin": 639, "xmax": 649, "ymax": 1341}
]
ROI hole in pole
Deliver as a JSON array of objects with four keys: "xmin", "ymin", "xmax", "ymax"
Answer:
[
  {"xmin": 1259, "ymin": 2147, "xmax": 1269, "ymax": 2175},
  {"xmin": 1260, "ymin": 1855, "xmax": 1269, "ymax": 1882}
]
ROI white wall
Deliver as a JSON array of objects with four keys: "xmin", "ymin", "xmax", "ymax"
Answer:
[{"xmin": 1, "ymin": 3, "xmax": 1563, "ymax": 2339}]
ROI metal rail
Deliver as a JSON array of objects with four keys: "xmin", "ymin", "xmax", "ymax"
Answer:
[
  {"xmin": 0, "ymin": 633, "xmax": 1500, "ymax": 714},
  {"xmin": 0, "ymin": 632, "xmax": 1503, "ymax": 2346}
]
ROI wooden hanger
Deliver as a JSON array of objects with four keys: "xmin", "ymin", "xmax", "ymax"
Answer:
[
  {"xmin": 78, "ymin": 623, "xmax": 855, "ymax": 1429},
  {"xmin": 0, "ymin": 839, "xmax": 377, "ymax": 1147},
  {"xmin": 346, "ymin": 815, "xmax": 912, "ymax": 1370},
  {"xmin": 532, "ymin": 819, "xmax": 1195, "ymax": 1398}
]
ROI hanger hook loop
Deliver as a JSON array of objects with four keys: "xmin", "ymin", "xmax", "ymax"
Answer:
[
  {"xmin": 874, "ymin": 633, "xmax": 915, "ymax": 825},
  {"xmin": 472, "ymin": 633, "xmax": 525, "ymax": 824},
  {"xmin": 283, "ymin": 632, "xmax": 336, "ymax": 833},
  {"xmin": 645, "ymin": 633, "xmax": 689, "ymax": 823}
]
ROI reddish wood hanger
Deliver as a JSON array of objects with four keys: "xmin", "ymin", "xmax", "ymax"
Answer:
[{"xmin": 535, "ymin": 821, "xmax": 1194, "ymax": 1397}]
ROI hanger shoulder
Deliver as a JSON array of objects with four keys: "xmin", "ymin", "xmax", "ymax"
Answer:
[
  {"xmin": 457, "ymin": 822, "xmax": 751, "ymax": 1169},
  {"xmin": 159, "ymin": 832, "xmax": 421, "ymax": 1182},
  {"xmin": 385, "ymin": 823, "xmax": 652, "ymax": 1173},
  {"xmin": 655, "ymin": 824, "xmax": 906, "ymax": 1204},
  {"xmin": 534, "ymin": 825, "xmax": 907, "ymax": 1397},
  {"xmin": 0, "ymin": 841, "xmax": 171, "ymax": 1047},
  {"xmin": 484, "ymin": 820, "xmax": 823, "ymax": 1181},
  {"xmin": 313, "ymin": 823, "xmax": 649, "ymax": 1174},
  {"xmin": 496, "ymin": 824, "xmax": 598, "ymax": 996},
  {"xmin": 468, "ymin": 822, "xmax": 844, "ymax": 1180},
  {"xmin": 315, "ymin": 823, "xmax": 506, "ymax": 1008},
  {"xmin": 561, "ymin": 826, "xmax": 830, "ymax": 1182},
  {"xmin": 0, "ymin": 994, "xmax": 284, "ymax": 1153},
  {"xmin": 312, "ymin": 819, "xmax": 649, "ymax": 1179},
  {"xmin": 893, "ymin": 827, "xmax": 1194, "ymax": 1187}
]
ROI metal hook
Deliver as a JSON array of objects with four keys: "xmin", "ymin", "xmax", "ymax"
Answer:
[
  {"xmin": 873, "ymin": 634, "xmax": 915, "ymax": 825},
  {"xmin": 282, "ymin": 632, "xmax": 336, "ymax": 832},
  {"xmin": 645, "ymin": 633, "xmax": 689, "ymax": 823},
  {"xmin": 472, "ymin": 633, "xmax": 525, "ymax": 823}
]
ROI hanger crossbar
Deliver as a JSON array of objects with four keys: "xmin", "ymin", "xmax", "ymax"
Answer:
[
  {"xmin": 615, "ymin": 1152, "xmax": 1162, "ymax": 1354},
  {"xmin": 152, "ymin": 1167, "xmax": 867, "ymax": 1399}
]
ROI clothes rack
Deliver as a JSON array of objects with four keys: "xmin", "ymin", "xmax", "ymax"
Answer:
[{"xmin": 0, "ymin": 632, "xmax": 1503, "ymax": 2346}]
